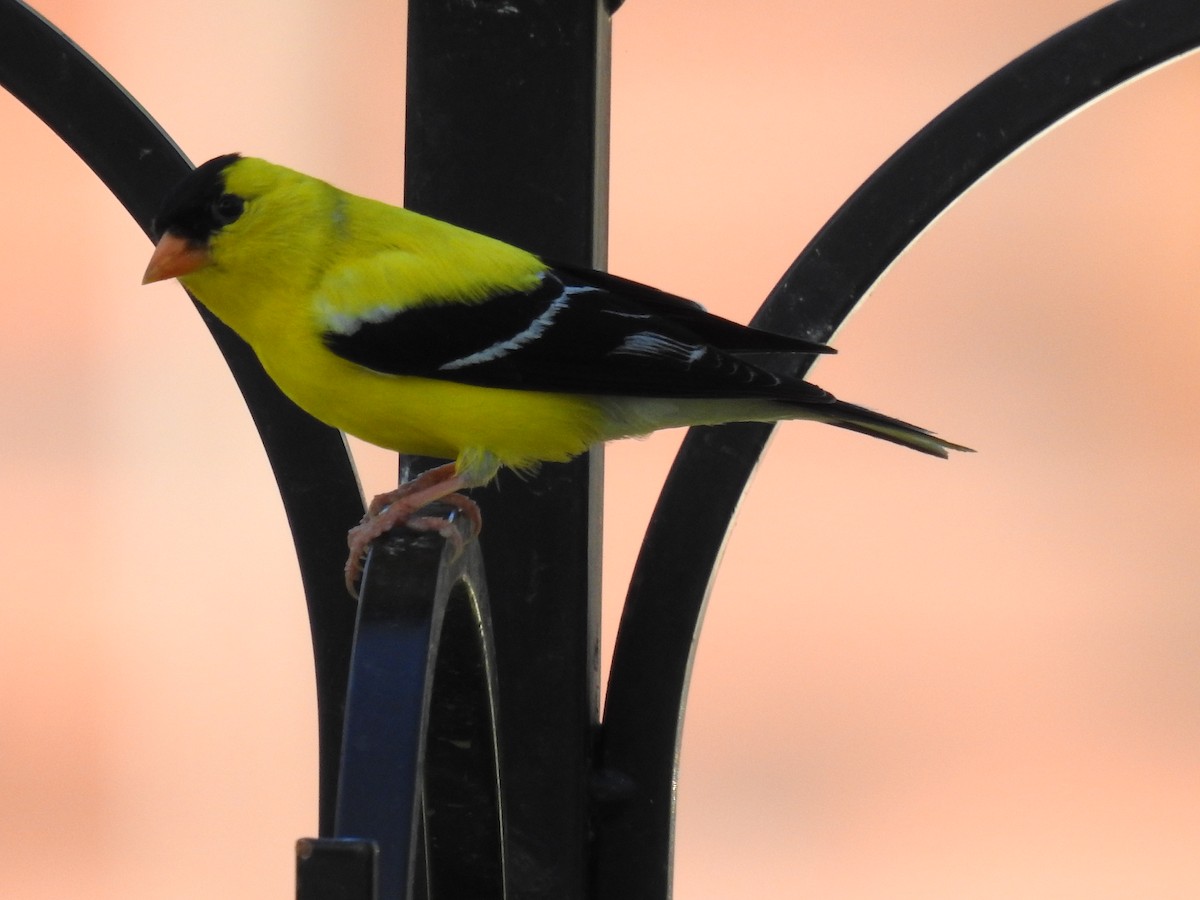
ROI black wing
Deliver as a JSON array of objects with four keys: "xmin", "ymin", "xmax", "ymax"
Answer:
[{"xmin": 321, "ymin": 266, "xmax": 834, "ymax": 402}]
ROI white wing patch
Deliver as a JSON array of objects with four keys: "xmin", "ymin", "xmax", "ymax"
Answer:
[
  {"xmin": 318, "ymin": 302, "xmax": 401, "ymax": 336},
  {"xmin": 610, "ymin": 331, "xmax": 708, "ymax": 365},
  {"xmin": 439, "ymin": 277, "xmax": 602, "ymax": 372}
]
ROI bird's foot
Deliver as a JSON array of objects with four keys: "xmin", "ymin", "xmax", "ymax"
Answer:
[{"xmin": 344, "ymin": 463, "xmax": 479, "ymax": 597}]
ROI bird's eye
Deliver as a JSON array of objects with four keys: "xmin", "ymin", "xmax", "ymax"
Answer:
[{"xmin": 211, "ymin": 193, "xmax": 245, "ymax": 226}]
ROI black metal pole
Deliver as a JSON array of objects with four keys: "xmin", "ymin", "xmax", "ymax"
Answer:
[{"xmin": 404, "ymin": 2, "xmax": 611, "ymax": 897}]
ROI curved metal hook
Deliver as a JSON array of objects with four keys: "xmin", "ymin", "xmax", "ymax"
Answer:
[
  {"xmin": 0, "ymin": 0, "xmax": 364, "ymax": 832},
  {"xmin": 597, "ymin": 1, "xmax": 1200, "ymax": 895}
]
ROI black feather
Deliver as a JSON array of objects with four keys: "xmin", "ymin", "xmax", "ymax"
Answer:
[{"xmin": 322, "ymin": 268, "xmax": 833, "ymax": 405}]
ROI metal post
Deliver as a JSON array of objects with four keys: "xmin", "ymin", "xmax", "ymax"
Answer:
[{"xmin": 404, "ymin": 2, "xmax": 611, "ymax": 896}]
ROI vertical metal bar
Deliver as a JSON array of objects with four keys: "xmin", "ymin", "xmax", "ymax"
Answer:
[{"xmin": 404, "ymin": 2, "xmax": 610, "ymax": 896}]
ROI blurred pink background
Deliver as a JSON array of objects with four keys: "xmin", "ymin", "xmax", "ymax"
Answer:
[{"xmin": 3, "ymin": 0, "xmax": 1199, "ymax": 896}]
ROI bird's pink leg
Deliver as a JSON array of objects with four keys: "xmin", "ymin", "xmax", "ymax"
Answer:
[{"xmin": 344, "ymin": 462, "xmax": 482, "ymax": 596}]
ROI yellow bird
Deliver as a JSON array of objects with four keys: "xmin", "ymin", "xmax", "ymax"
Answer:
[{"xmin": 143, "ymin": 154, "xmax": 970, "ymax": 593}]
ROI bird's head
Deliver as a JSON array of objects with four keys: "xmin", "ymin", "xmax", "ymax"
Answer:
[
  {"xmin": 143, "ymin": 154, "xmax": 331, "ymax": 292},
  {"xmin": 142, "ymin": 153, "xmax": 249, "ymax": 285}
]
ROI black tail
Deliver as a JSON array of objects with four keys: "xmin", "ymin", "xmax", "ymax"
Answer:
[{"xmin": 820, "ymin": 400, "xmax": 973, "ymax": 458}]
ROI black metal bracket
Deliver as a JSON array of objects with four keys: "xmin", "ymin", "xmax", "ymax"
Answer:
[
  {"xmin": 299, "ymin": 508, "xmax": 503, "ymax": 899},
  {"xmin": 596, "ymin": 0, "xmax": 1200, "ymax": 894},
  {"xmin": 297, "ymin": 838, "xmax": 378, "ymax": 900}
]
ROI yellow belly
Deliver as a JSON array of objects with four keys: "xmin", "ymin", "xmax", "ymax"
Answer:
[{"xmin": 259, "ymin": 342, "xmax": 604, "ymax": 475}]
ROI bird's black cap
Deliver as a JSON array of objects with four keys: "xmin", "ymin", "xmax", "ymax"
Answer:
[{"xmin": 150, "ymin": 153, "xmax": 243, "ymax": 243}]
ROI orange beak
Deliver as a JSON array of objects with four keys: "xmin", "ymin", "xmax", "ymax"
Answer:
[{"xmin": 142, "ymin": 233, "xmax": 212, "ymax": 284}]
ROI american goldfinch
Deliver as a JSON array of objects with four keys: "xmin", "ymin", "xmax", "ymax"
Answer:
[{"xmin": 143, "ymin": 154, "xmax": 970, "ymax": 593}]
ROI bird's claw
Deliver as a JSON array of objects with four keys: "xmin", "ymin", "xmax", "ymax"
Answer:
[{"xmin": 344, "ymin": 482, "xmax": 482, "ymax": 598}]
